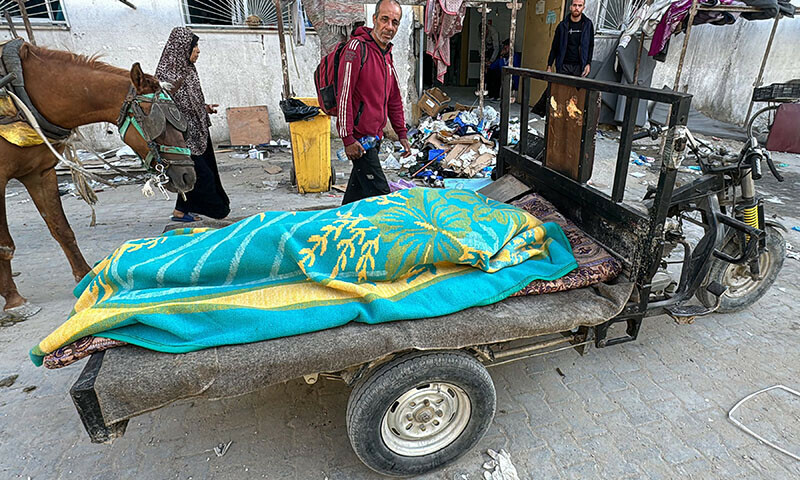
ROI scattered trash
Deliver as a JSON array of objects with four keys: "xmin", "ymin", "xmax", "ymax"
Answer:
[
  {"xmin": 388, "ymin": 179, "xmax": 416, "ymax": 192},
  {"xmin": 230, "ymin": 153, "xmax": 248, "ymax": 159},
  {"xmin": 442, "ymin": 178, "xmax": 493, "ymax": 191},
  {"xmin": 418, "ymin": 87, "xmax": 451, "ymax": 117},
  {"xmin": 382, "ymin": 154, "xmax": 402, "ymax": 170},
  {"xmin": 22, "ymin": 385, "xmax": 36, "ymax": 393},
  {"xmin": 261, "ymin": 180, "xmax": 279, "ymax": 190},
  {"xmin": 263, "ymin": 164, "xmax": 283, "ymax": 175},
  {"xmin": 0, "ymin": 374, "xmax": 18, "ymax": 388},
  {"xmin": 5, "ymin": 192, "xmax": 19, "ymax": 198},
  {"xmin": 764, "ymin": 197, "xmax": 785, "ymax": 205},
  {"xmin": 791, "ymin": 226, "xmax": 800, "ymax": 233},
  {"xmin": 214, "ymin": 440, "xmax": 233, "ymax": 457},
  {"xmin": 115, "ymin": 145, "xmax": 137, "ymax": 157},
  {"xmin": 728, "ymin": 385, "xmax": 800, "ymax": 462},
  {"xmin": 630, "ymin": 153, "xmax": 655, "ymax": 167},
  {"xmin": 482, "ymin": 448, "xmax": 520, "ymax": 480},
  {"xmin": 630, "ymin": 172, "xmax": 646, "ymax": 178},
  {"xmin": 777, "ymin": 163, "xmax": 790, "ymax": 168}
]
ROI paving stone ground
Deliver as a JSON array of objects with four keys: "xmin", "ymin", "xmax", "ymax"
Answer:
[{"xmin": 1, "ymin": 143, "xmax": 799, "ymax": 479}]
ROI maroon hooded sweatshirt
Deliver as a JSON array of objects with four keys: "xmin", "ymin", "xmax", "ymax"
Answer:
[{"xmin": 336, "ymin": 26, "xmax": 408, "ymax": 147}]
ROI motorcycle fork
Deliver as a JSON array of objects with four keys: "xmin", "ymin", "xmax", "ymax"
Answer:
[{"xmin": 734, "ymin": 169, "xmax": 764, "ymax": 278}]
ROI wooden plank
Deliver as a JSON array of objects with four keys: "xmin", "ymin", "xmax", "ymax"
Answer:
[
  {"xmin": 545, "ymin": 82, "xmax": 592, "ymax": 183},
  {"xmin": 226, "ymin": 106, "xmax": 272, "ymax": 146},
  {"xmin": 477, "ymin": 174, "xmax": 529, "ymax": 203}
]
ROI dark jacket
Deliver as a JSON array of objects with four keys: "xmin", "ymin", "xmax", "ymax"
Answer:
[
  {"xmin": 547, "ymin": 15, "xmax": 594, "ymax": 72},
  {"xmin": 336, "ymin": 27, "xmax": 408, "ymax": 147}
]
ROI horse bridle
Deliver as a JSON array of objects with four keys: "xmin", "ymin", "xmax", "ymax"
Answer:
[{"xmin": 116, "ymin": 85, "xmax": 194, "ymax": 178}]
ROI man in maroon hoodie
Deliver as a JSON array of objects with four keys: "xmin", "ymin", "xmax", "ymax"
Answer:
[{"xmin": 338, "ymin": 0, "xmax": 412, "ymax": 204}]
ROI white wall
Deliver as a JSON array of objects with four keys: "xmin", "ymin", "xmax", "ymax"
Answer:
[
  {"xmin": 651, "ymin": 11, "xmax": 800, "ymax": 125},
  {"xmin": 1, "ymin": 0, "xmax": 418, "ymax": 148}
]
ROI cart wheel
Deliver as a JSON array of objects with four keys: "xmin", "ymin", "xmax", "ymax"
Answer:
[
  {"xmin": 696, "ymin": 225, "xmax": 785, "ymax": 313},
  {"xmin": 330, "ymin": 164, "xmax": 336, "ymax": 189},
  {"xmin": 346, "ymin": 350, "xmax": 495, "ymax": 477}
]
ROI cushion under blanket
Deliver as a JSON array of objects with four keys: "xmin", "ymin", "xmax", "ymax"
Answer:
[
  {"xmin": 94, "ymin": 278, "xmax": 633, "ymax": 425},
  {"xmin": 511, "ymin": 193, "xmax": 622, "ymax": 296}
]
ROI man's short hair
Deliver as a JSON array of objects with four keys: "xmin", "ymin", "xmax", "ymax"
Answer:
[{"xmin": 374, "ymin": 0, "xmax": 402, "ymax": 16}]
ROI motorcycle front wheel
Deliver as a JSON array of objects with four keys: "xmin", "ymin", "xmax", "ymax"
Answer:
[{"xmin": 696, "ymin": 225, "xmax": 786, "ymax": 313}]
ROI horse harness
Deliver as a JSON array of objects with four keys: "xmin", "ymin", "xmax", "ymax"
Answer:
[
  {"xmin": 0, "ymin": 39, "xmax": 72, "ymax": 140},
  {"xmin": 116, "ymin": 85, "xmax": 193, "ymax": 176}
]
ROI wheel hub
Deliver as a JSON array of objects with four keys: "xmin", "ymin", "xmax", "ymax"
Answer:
[
  {"xmin": 380, "ymin": 382, "xmax": 471, "ymax": 457},
  {"xmin": 723, "ymin": 250, "xmax": 772, "ymax": 298}
]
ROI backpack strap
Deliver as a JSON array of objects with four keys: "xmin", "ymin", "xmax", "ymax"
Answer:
[{"xmin": 333, "ymin": 38, "xmax": 368, "ymax": 89}]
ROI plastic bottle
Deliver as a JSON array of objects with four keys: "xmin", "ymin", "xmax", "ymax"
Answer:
[{"xmin": 336, "ymin": 136, "xmax": 380, "ymax": 161}]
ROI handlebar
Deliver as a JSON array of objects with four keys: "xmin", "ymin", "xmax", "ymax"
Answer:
[{"xmin": 744, "ymin": 105, "xmax": 784, "ymax": 183}]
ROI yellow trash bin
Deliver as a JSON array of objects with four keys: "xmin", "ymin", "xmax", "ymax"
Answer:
[{"xmin": 288, "ymin": 97, "xmax": 332, "ymax": 193}]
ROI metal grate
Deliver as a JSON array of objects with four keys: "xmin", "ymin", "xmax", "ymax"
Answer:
[
  {"xmin": 597, "ymin": 0, "xmax": 644, "ymax": 34},
  {"xmin": 182, "ymin": 0, "xmax": 294, "ymax": 28},
  {"xmin": 0, "ymin": 0, "xmax": 66, "ymax": 25}
]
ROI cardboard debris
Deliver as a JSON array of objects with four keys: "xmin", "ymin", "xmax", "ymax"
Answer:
[
  {"xmin": 226, "ymin": 106, "xmax": 272, "ymax": 145},
  {"xmin": 441, "ymin": 111, "xmax": 459, "ymax": 122},
  {"xmin": 418, "ymin": 87, "xmax": 451, "ymax": 117}
]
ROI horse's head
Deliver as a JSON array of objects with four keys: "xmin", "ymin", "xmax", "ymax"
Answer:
[{"xmin": 117, "ymin": 63, "xmax": 196, "ymax": 194}]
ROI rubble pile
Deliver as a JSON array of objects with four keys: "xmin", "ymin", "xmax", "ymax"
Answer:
[{"xmin": 380, "ymin": 89, "xmax": 522, "ymax": 189}]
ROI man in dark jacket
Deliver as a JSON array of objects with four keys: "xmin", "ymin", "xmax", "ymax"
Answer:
[
  {"xmin": 547, "ymin": 0, "xmax": 594, "ymax": 77},
  {"xmin": 338, "ymin": 0, "xmax": 411, "ymax": 204}
]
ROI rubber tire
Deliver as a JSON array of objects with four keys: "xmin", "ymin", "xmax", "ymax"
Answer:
[
  {"xmin": 346, "ymin": 350, "xmax": 496, "ymax": 478},
  {"xmin": 290, "ymin": 163, "xmax": 297, "ymax": 187},
  {"xmin": 696, "ymin": 225, "xmax": 785, "ymax": 313}
]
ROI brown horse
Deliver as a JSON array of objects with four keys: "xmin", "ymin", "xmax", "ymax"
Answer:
[{"xmin": 0, "ymin": 42, "xmax": 197, "ymax": 318}]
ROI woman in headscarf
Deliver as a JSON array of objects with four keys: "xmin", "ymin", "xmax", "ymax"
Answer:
[{"xmin": 156, "ymin": 27, "xmax": 230, "ymax": 222}]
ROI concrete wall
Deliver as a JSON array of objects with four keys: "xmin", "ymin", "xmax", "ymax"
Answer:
[
  {"xmin": 585, "ymin": 0, "xmax": 800, "ymax": 126},
  {"xmin": 2, "ymin": 0, "xmax": 418, "ymax": 148},
  {"xmin": 651, "ymin": 13, "xmax": 800, "ymax": 125}
]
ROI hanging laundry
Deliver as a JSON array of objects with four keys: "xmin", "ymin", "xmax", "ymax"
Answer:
[
  {"xmin": 303, "ymin": 0, "xmax": 365, "ymax": 53},
  {"xmin": 425, "ymin": 0, "xmax": 467, "ymax": 83},
  {"xmin": 619, "ymin": 0, "xmax": 674, "ymax": 49},
  {"xmin": 740, "ymin": 0, "xmax": 795, "ymax": 20},
  {"xmin": 649, "ymin": 0, "xmax": 745, "ymax": 58}
]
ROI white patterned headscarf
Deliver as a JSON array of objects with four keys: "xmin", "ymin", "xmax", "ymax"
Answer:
[{"xmin": 156, "ymin": 27, "xmax": 209, "ymax": 155}]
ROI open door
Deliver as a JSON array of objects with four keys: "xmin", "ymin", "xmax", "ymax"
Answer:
[{"xmin": 521, "ymin": 0, "xmax": 565, "ymax": 105}]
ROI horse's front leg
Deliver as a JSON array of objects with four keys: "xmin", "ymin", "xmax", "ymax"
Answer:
[
  {"xmin": 19, "ymin": 166, "xmax": 91, "ymax": 283},
  {"xmin": 0, "ymin": 178, "xmax": 29, "ymax": 313}
]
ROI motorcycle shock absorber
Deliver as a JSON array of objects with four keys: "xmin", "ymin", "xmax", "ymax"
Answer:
[
  {"xmin": 743, "ymin": 204, "xmax": 759, "ymax": 232},
  {"xmin": 737, "ymin": 155, "xmax": 764, "ymax": 277}
]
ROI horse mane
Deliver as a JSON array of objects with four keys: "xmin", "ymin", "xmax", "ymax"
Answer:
[{"xmin": 22, "ymin": 43, "xmax": 158, "ymax": 82}]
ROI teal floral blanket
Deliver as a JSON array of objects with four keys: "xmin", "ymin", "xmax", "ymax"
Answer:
[{"xmin": 32, "ymin": 188, "xmax": 577, "ymax": 365}]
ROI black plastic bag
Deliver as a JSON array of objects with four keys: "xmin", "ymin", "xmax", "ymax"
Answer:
[{"xmin": 279, "ymin": 98, "xmax": 320, "ymax": 122}]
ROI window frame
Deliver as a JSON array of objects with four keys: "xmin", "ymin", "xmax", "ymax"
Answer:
[
  {"xmin": 0, "ymin": 0, "xmax": 69, "ymax": 28},
  {"xmin": 181, "ymin": 0, "xmax": 309, "ymax": 32},
  {"xmin": 595, "ymin": 0, "xmax": 636, "ymax": 36}
]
